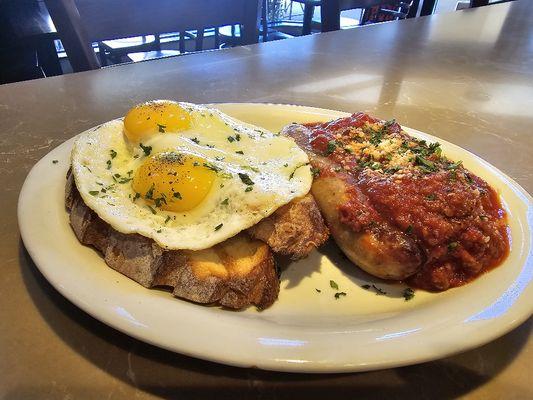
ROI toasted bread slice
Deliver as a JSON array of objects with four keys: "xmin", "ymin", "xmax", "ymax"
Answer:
[
  {"xmin": 247, "ymin": 194, "xmax": 329, "ymax": 260},
  {"xmin": 66, "ymin": 172, "xmax": 278, "ymax": 309}
]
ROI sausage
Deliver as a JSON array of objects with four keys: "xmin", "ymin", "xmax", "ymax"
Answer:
[{"xmin": 284, "ymin": 123, "xmax": 423, "ymax": 280}]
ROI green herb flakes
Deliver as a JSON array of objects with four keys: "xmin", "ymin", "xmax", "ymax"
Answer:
[
  {"xmin": 238, "ymin": 173, "xmax": 254, "ymax": 186},
  {"xmin": 325, "ymin": 140, "xmax": 337, "ymax": 155},
  {"xmin": 140, "ymin": 143, "xmax": 152, "ymax": 156},
  {"xmin": 329, "ymin": 280, "xmax": 339, "ymax": 290},
  {"xmin": 402, "ymin": 288, "xmax": 415, "ymax": 301},
  {"xmin": 448, "ymin": 241, "xmax": 459, "ymax": 252},
  {"xmin": 89, "ymin": 190, "xmax": 100, "ymax": 196},
  {"xmin": 334, "ymin": 292, "xmax": 347, "ymax": 299},
  {"xmin": 147, "ymin": 205, "xmax": 157, "ymax": 215},
  {"xmin": 203, "ymin": 162, "xmax": 221, "ymax": 172},
  {"xmin": 214, "ymin": 223, "xmax": 223, "ymax": 231}
]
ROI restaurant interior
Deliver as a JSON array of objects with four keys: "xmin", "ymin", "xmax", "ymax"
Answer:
[
  {"xmin": 0, "ymin": 0, "xmax": 503, "ymax": 85},
  {"xmin": 1, "ymin": 0, "xmax": 531, "ymax": 399}
]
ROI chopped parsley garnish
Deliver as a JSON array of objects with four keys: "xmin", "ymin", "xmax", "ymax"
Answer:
[
  {"xmin": 315, "ymin": 288, "xmax": 321, "ymax": 293},
  {"xmin": 203, "ymin": 162, "xmax": 221, "ymax": 172},
  {"xmin": 406, "ymin": 225, "xmax": 413, "ymax": 234},
  {"xmin": 118, "ymin": 177, "xmax": 132, "ymax": 184},
  {"xmin": 344, "ymin": 147, "xmax": 354, "ymax": 154},
  {"xmin": 448, "ymin": 241, "xmax": 459, "ymax": 252},
  {"xmin": 235, "ymin": 133, "xmax": 241, "ymax": 141},
  {"xmin": 403, "ymin": 288, "xmax": 415, "ymax": 301},
  {"xmin": 52, "ymin": 159, "xmax": 58, "ymax": 164},
  {"xmin": 221, "ymin": 198, "xmax": 229, "ymax": 205},
  {"xmin": 173, "ymin": 192, "xmax": 182, "ymax": 200},
  {"xmin": 235, "ymin": 150, "xmax": 244, "ymax": 155},
  {"xmin": 106, "ymin": 160, "xmax": 112, "ymax": 170},
  {"xmin": 428, "ymin": 142, "xmax": 441, "ymax": 156},
  {"xmin": 214, "ymin": 223, "xmax": 223, "ymax": 231},
  {"xmin": 283, "ymin": 163, "xmax": 288, "ymax": 167},
  {"xmin": 415, "ymin": 155, "xmax": 436, "ymax": 173},
  {"xmin": 157, "ymin": 124, "xmax": 166, "ymax": 133},
  {"xmin": 289, "ymin": 163, "xmax": 309, "ymax": 180},
  {"xmin": 369, "ymin": 162, "xmax": 382, "ymax": 171},
  {"xmin": 334, "ymin": 292, "xmax": 347, "ymax": 299},
  {"xmin": 369, "ymin": 130, "xmax": 384, "ymax": 146},
  {"xmin": 329, "ymin": 280, "xmax": 339, "ymax": 290},
  {"xmin": 154, "ymin": 197, "xmax": 167, "ymax": 207},
  {"xmin": 325, "ymin": 140, "xmax": 337, "ymax": 155},
  {"xmin": 110, "ymin": 149, "xmax": 117, "ymax": 159},
  {"xmin": 156, "ymin": 229, "xmax": 162, "ymax": 233},
  {"xmin": 241, "ymin": 165, "xmax": 259, "ymax": 173},
  {"xmin": 133, "ymin": 192, "xmax": 140, "ymax": 201},
  {"xmin": 238, "ymin": 173, "xmax": 254, "ymax": 186},
  {"xmin": 361, "ymin": 284, "xmax": 387, "ymax": 295},
  {"xmin": 384, "ymin": 166, "xmax": 400, "ymax": 174},
  {"xmin": 227, "ymin": 136, "xmax": 235, "ymax": 143},
  {"xmin": 139, "ymin": 143, "xmax": 152, "ymax": 156},
  {"xmin": 311, "ymin": 167, "xmax": 321, "ymax": 178},
  {"xmin": 145, "ymin": 184, "xmax": 155, "ymax": 200},
  {"xmin": 446, "ymin": 161, "xmax": 462, "ymax": 170},
  {"xmin": 191, "ymin": 137, "xmax": 200, "ymax": 144},
  {"xmin": 372, "ymin": 285, "xmax": 387, "ymax": 296},
  {"xmin": 426, "ymin": 194, "xmax": 437, "ymax": 201},
  {"xmin": 147, "ymin": 205, "xmax": 157, "ymax": 214},
  {"xmin": 465, "ymin": 174, "xmax": 474, "ymax": 184},
  {"xmin": 89, "ymin": 190, "xmax": 100, "ymax": 196},
  {"xmin": 164, "ymin": 215, "xmax": 171, "ymax": 224},
  {"xmin": 245, "ymin": 186, "xmax": 253, "ymax": 192}
]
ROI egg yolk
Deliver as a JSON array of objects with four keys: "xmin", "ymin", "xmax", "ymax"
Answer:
[
  {"xmin": 123, "ymin": 100, "xmax": 192, "ymax": 143},
  {"xmin": 132, "ymin": 152, "xmax": 215, "ymax": 212}
]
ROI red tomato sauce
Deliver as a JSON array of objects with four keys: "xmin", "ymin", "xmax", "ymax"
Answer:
[{"xmin": 304, "ymin": 113, "xmax": 509, "ymax": 291}]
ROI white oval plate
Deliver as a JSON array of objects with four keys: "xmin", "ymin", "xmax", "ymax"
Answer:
[{"xmin": 18, "ymin": 104, "xmax": 532, "ymax": 373}]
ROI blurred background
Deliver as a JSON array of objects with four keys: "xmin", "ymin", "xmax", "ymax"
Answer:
[{"xmin": 0, "ymin": 0, "xmax": 506, "ymax": 85}]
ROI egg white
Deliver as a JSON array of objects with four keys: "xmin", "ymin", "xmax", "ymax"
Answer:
[{"xmin": 71, "ymin": 103, "xmax": 312, "ymax": 250}]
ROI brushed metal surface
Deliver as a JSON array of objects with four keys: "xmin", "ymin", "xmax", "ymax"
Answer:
[{"xmin": 1, "ymin": 1, "xmax": 531, "ymax": 398}]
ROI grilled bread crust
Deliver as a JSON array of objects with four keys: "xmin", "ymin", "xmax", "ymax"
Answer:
[
  {"xmin": 66, "ymin": 171, "xmax": 279, "ymax": 309},
  {"xmin": 66, "ymin": 167, "xmax": 330, "ymax": 309},
  {"xmin": 247, "ymin": 194, "xmax": 329, "ymax": 260}
]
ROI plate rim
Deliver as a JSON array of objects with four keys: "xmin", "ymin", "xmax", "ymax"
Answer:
[{"xmin": 18, "ymin": 102, "xmax": 533, "ymax": 373}]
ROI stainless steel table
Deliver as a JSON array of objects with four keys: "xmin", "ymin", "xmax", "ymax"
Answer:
[{"xmin": 1, "ymin": 1, "xmax": 531, "ymax": 398}]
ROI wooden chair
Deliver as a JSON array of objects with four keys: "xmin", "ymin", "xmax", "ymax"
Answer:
[
  {"xmin": 321, "ymin": 0, "xmax": 408, "ymax": 31},
  {"xmin": 44, "ymin": 0, "xmax": 262, "ymax": 72}
]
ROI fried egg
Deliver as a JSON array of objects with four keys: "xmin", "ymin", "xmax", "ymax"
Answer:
[{"xmin": 70, "ymin": 101, "xmax": 312, "ymax": 250}]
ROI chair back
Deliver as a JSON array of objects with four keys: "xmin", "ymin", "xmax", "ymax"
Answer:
[{"xmin": 45, "ymin": 0, "xmax": 261, "ymax": 72}]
